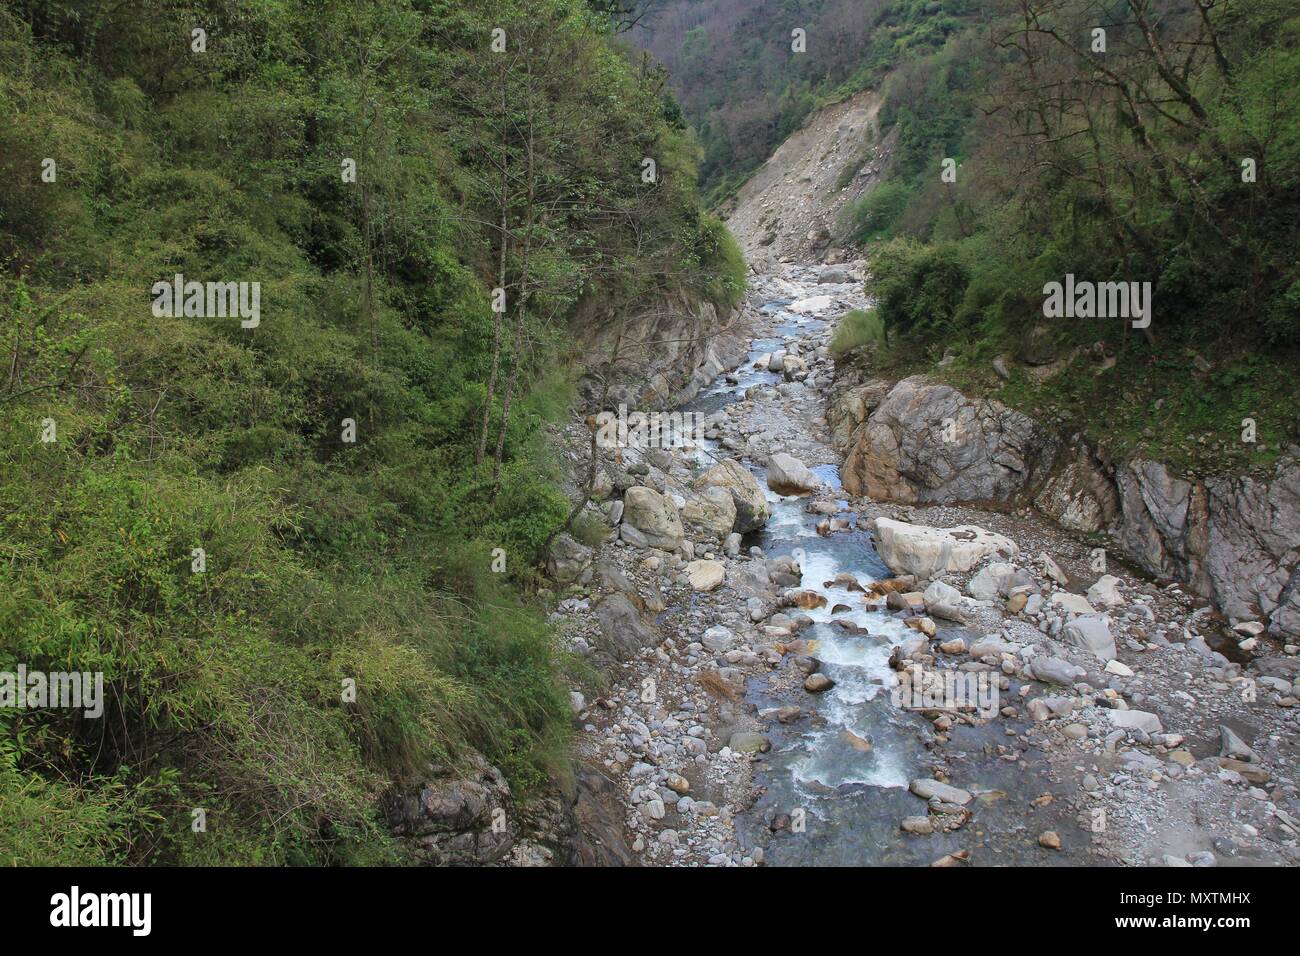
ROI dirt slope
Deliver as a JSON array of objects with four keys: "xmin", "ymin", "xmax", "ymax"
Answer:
[{"xmin": 720, "ymin": 88, "xmax": 892, "ymax": 270}]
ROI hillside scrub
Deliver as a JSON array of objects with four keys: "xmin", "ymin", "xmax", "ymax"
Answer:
[
  {"xmin": 0, "ymin": 0, "xmax": 740, "ymax": 864},
  {"xmin": 838, "ymin": 0, "xmax": 1300, "ymax": 474}
]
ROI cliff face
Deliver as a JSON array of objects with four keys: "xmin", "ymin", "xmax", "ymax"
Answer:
[
  {"xmin": 828, "ymin": 370, "xmax": 1300, "ymax": 640},
  {"xmin": 570, "ymin": 287, "xmax": 750, "ymax": 411}
]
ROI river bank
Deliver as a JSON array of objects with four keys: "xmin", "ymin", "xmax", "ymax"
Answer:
[{"xmin": 546, "ymin": 262, "xmax": 1299, "ymax": 867}]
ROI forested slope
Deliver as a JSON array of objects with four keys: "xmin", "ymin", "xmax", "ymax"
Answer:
[{"xmin": 0, "ymin": 0, "xmax": 740, "ymax": 864}]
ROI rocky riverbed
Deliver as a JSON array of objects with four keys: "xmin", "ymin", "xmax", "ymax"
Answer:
[{"xmin": 541, "ymin": 261, "xmax": 1300, "ymax": 867}]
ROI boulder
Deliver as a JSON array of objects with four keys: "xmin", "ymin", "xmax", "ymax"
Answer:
[
  {"xmin": 694, "ymin": 459, "xmax": 770, "ymax": 532},
  {"xmin": 1027, "ymin": 656, "xmax": 1085, "ymax": 685},
  {"xmin": 1109, "ymin": 709, "xmax": 1163, "ymax": 734},
  {"xmin": 1050, "ymin": 591, "xmax": 1096, "ymax": 616},
  {"xmin": 766, "ymin": 452, "xmax": 822, "ymax": 495},
  {"xmin": 702, "ymin": 625, "xmax": 735, "ymax": 654},
  {"xmin": 909, "ymin": 778, "xmax": 972, "ymax": 806},
  {"xmin": 621, "ymin": 486, "xmax": 684, "ymax": 550},
  {"xmin": 967, "ymin": 562, "xmax": 1016, "ymax": 601},
  {"xmin": 1062, "ymin": 614, "xmax": 1117, "ymax": 661},
  {"xmin": 593, "ymin": 593, "xmax": 658, "ymax": 662},
  {"xmin": 874, "ymin": 518, "xmax": 1018, "ymax": 577},
  {"xmin": 546, "ymin": 532, "xmax": 593, "ymax": 584},
  {"xmin": 680, "ymin": 486, "xmax": 737, "ymax": 537},
  {"xmin": 686, "ymin": 560, "xmax": 726, "ymax": 592},
  {"xmin": 842, "ymin": 376, "xmax": 1049, "ymax": 503},
  {"xmin": 1086, "ymin": 574, "xmax": 1124, "ymax": 607}
]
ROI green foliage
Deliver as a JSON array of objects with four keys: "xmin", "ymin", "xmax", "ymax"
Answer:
[
  {"xmin": 839, "ymin": 180, "xmax": 913, "ymax": 242},
  {"xmin": 634, "ymin": 0, "xmax": 983, "ymax": 199},
  {"xmin": 830, "ymin": 308, "xmax": 886, "ymax": 356},
  {"xmin": 866, "ymin": 238, "xmax": 969, "ymax": 340},
  {"xmin": 0, "ymin": 0, "xmax": 734, "ymax": 864}
]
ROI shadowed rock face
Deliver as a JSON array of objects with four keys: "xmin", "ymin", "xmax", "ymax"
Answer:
[
  {"xmin": 1116, "ymin": 458, "xmax": 1300, "ymax": 639},
  {"xmin": 835, "ymin": 375, "xmax": 1300, "ymax": 638}
]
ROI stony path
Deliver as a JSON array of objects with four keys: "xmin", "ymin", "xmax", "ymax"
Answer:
[{"xmin": 549, "ymin": 263, "xmax": 1300, "ymax": 867}]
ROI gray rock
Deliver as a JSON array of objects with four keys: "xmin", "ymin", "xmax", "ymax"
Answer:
[
  {"xmin": 1063, "ymin": 614, "xmax": 1117, "ymax": 662},
  {"xmin": 909, "ymin": 778, "xmax": 972, "ymax": 806}
]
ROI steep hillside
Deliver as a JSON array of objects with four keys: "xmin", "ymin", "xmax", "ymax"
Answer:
[
  {"xmin": 0, "ymin": 0, "xmax": 740, "ymax": 866},
  {"xmin": 719, "ymin": 88, "xmax": 890, "ymax": 268}
]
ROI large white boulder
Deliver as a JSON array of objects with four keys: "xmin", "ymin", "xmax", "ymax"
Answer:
[
  {"xmin": 766, "ymin": 452, "xmax": 823, "ymax": 496},
  {"xmin": 873, "ymin": 518, "xmax": 1018, "ymax": 577}
]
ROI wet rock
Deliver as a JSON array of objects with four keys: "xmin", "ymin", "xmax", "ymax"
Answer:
[
  {"xmin": 1039, "ymin": 831, "xmax": 1062, "ymax": 850},
  {"xmin": 910, "ymin": 778, "xmax": 973, "ymax": 806},
  {"xmin": 803, "ymin": 673, "xmax": 835, "ymax": 693},
  {"xmin": 728, "ymin": 732, "xmax": 771, "ymax": 754}
]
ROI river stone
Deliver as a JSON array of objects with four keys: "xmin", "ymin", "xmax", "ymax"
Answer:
[
  {"xmin": 694, "ymin": 458, "xmax": 770, "ymax": 532},
  {"xmin": 621, "ymin": 486, "xmax": 684, "ymax": 550},
  {"xmin": 1063, "ymin": 613, "xmax": 1117, "ymax": 661},
  {"xmin": 923, "ymin": 579, "xmax": 962, "ymax": 607},
  {"xmin": 909, "ymin": 778, "xmax": 972, "ymax": 806},
  {"xmin": 1087, "ymin": 574, "xmax": 1124, "ymax": 607},
  {"xmin": 1028, "ymin": 656, "xmax": 1085, "ymax": 685},
  {"xmin": 874, "ymin": 518, "xmax": 1019, "ymax": 577},
  {"xmin": 702, "ymin": 625, "xmax": 735, "ymax": 653},
  {"xmin": 547, "ymin": 532, "xmax": 593, "ymax": 584},
  {"xmin": 681, "ymin": 486, "xmax": 737, "ymax": 537},
  {"xmin": 789, "ymin": 294, "xmax": 833, "ymax": 314},
  {"xmin": 1109, "ymin": 709, "xmax": 1164, "ymax": 734},
  {"xmin": 804, "ymin": 673, "xmax": 834, "ymax": 693},
  {"xmin": 1051, "ymin": 591, "xmax": 1096, "ymax": 615},
  {"xmin": 968, "ymin": 562, "xmax": 1016, "ymax": 601},
  {"xmin": 686, "ymin": 560, "xmax": 726, "ymax": 591},
  {"xmin": 766, "ymin": 452, "xmax": 823, "ymax": 495}
]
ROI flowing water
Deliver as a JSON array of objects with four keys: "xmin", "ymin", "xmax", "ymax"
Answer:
[{"xmin": 678, "ymin": 266, "xmax": 1089, "ymax": 866}]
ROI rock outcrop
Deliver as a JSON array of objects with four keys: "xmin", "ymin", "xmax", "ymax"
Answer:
[
  {"xmin": 834, "ymin": 374, "xmax": 1300, "ymax": 638},
  {"xmin": 1115, "ymin": 458, "xmax": 1300, "ymax": 639},
  {"xmin": 842, "ymin": 376, "xmax": 1058, "ymax": 505},
  {"xmin": 572, "ymin": 287, "xmax": 748, "ymax": 410}
]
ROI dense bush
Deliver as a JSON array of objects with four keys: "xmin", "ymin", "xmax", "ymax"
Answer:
[{"xmin": 0, "ymin": 0, "xmax": 735, "ymax": 864}]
